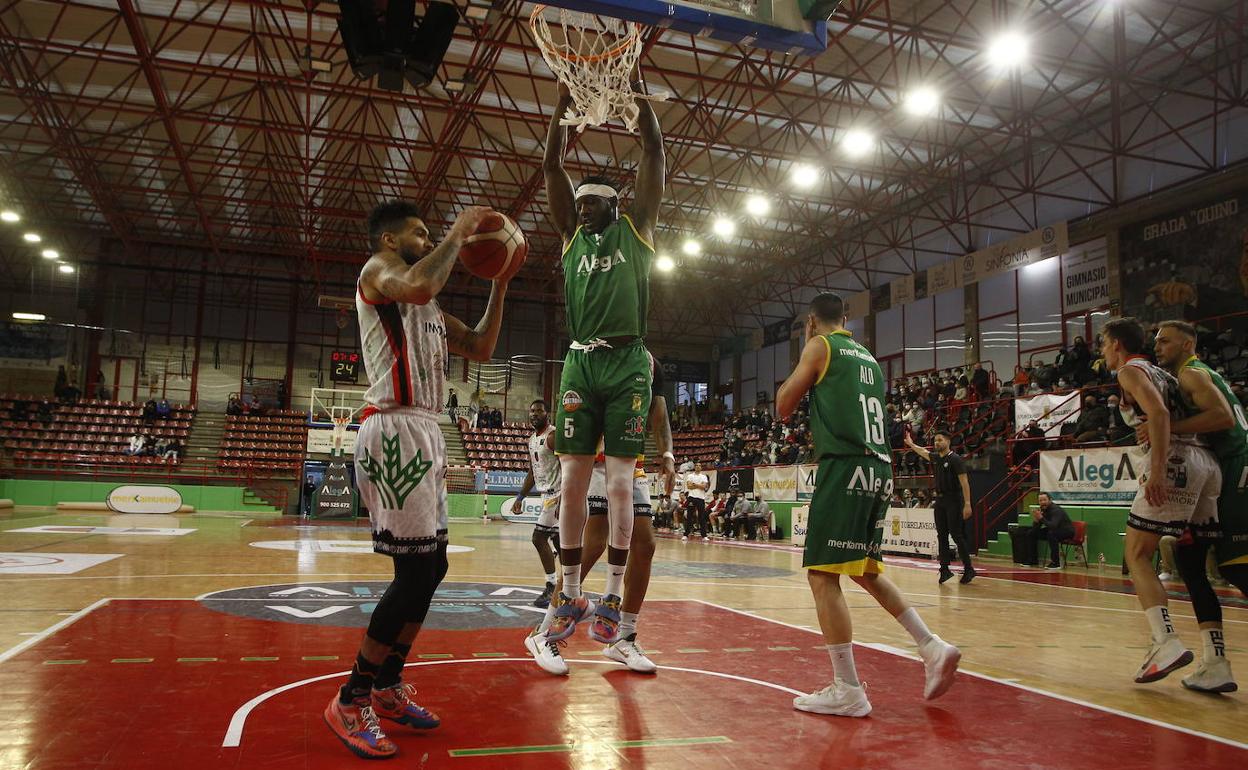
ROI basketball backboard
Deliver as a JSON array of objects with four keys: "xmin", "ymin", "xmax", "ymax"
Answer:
[{"xmin": 539, "ymin": 0, "xmax": 834, "ymax": 55}]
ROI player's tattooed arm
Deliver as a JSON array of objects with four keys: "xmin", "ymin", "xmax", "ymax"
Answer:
[
  {"xmin": 442, "ymin": 280, "xmax": 508, "ymax": 362},
  {"xmin": 368, "ymin": 206, "xmax": 492, "ymax": 305}
]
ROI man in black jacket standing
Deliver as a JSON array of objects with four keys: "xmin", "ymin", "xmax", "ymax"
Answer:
[
  {"xmin": 1031, "ymin": 491, "xmax": 1076, "ymax": 569},
  {"xmin": 905, "ymin": 431, "xmax": 977, "ymax": 584}
]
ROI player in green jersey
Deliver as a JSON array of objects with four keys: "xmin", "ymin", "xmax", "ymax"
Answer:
[
  {"xmin": 777, "ymin": 292, "xmax": 960, "ymax": 717},
  {"xmin": 541, "ymin": 75, "xmax": 665, "ymax": 646},
  {"xmin": 1150, "ymin": 320, "xmax": 1247, "ymax": 693}
]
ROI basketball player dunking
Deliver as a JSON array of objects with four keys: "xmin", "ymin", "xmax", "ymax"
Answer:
[
  {"xmin": 323, "ymin": 201, "xmax": 512, "ymax": 760},
  {"xmin": 526, "ymin": 351, "xmax": 675, "ymax": 674},
  {"xmin": 542, "ymin": 74, "xmax": 664, "ymax": 644},
  {"xmin": 777, "ymin": 293, "xmax": 960, "ymax": 716}
]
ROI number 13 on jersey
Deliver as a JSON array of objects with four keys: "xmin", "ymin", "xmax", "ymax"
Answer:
[{"xmin": 859, "ymin": 393, "xmax": 885, "ymax": 445}]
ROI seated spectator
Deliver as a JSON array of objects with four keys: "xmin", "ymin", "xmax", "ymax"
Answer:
[
  {"xmin": 142, "ymin": 434, "xmax": 158, "ymax": 456},
  {"xmin": 707, "ymin": 492, "xmax": 729, "ymax": 535},
  {"xmin": 163, "ymin": 438, "xmax": 182, "ymax": 461},
  {"xmin": 1030, "ymin": 491, "xmax": 1076, "ymax": 569},
  {"xmin": 36, "ymin": 400, "xmax": 54, "ymax": 426},
  {"xmin": 970, "ymin": 362, "xmax": 991, "ymax": 398},
  {"xmin": 1013, "ymin": 420, "xmax": 1047, "ymax": 469},
  {"xmin": 1071, "ymin": 394, "xmax": 1109, "ymax": 443},
  {"xmin": 156, "ymin": 398, "xmax": 172, "ymax": 419},
  {"xmin": 674, "ymin": 491, "xmax": 690, "ymax": 532},
  {"xmin": 125, "ymin": 434, "xmax": 145, "ymax": 456},
  {"xmin": 1012, "ymin": 365, "xmax": 1029, "ymax": 387},
  {"xmin": 153, "ymin": 437, "xmax": 169, "ymax": 457},
  {"xmin": 142, "ymin": 399, "xmax": 158, "ymax": 421},
  {"xmin": 226, "ymin": 395, "xmax": 243, "ymax": 416},
  {"xmin": 748, "ymin": 497, "xmax": 773, "ymax": 540},
  {"xmin": 654, "ymin": 496, "xmax": 676, "ymax": 531}
]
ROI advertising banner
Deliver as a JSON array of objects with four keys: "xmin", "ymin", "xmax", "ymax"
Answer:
[
  {"xmin": 1060, "ymin": 238, "xmax": 1110, "ymax": 313},
  {"xmin": 106, "ymin": 485, "xmax": 183, "ymax": 514},
  {"xmin": 1039, "ymin": 446, "xmax": 1146, "ymax": 505},
  {"xmin": 882, "ymin": 506, "xmax": 938, "ymax": 557},
  {"xmin": 796, "ymin": 463, "xmax": 819, "ymax": 500},
  {"xmin": 754, "ymin": 466, "xmax": 798, "ymax": 501},
  {"xmin": 1014, "ymin": 393, "xmax": 1082, "ymax": 438}
]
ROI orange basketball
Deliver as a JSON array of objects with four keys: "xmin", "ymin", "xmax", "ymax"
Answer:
[{"xmin": 459, "ymin": 212, "xmax": 528, "ymax": 280}]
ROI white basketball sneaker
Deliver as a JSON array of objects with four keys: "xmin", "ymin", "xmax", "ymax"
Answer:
[
  {"xmin": 793, "ymin": 680, "xmax": 872, "ymax": 717},
  {"xmin": 919, "ymin": 635, "xmax": 961, "ymax": 700},
  {"xmin": 1134, "ymin": 635, "xmax": 1193, "ymax": 684},
  {"xmin": 524, "ymin": 630, "xmax": 568, "ymax": 676},
  {"xmin": 603, "ymin": 635, "xmax": 658, "ymax": 673},
  {"xmin": 1181, "ymin": 656, "xmax": 1237, "ymax": 693}
]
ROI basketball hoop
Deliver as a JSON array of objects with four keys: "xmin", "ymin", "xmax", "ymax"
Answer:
[
  {"xmin": 330, "ymin": 408, "xmax": 353, "ymax": 457},
  {"xmin": 529, "ymin": 5, "xmax": 665, "ymax": 132}
]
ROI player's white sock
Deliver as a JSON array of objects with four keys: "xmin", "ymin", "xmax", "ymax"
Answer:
[
  {"xmin": 619, "ymin": 611, "xmax": 639, "ymax": 639},
  {"xmin": 827, "ymin": 643, "xmax": 860, "ymax": 687},
  {"xmin": 538, "ymin": 603, "xmax": 557, "ymax": 634},
  {"xmin": 896, "ymin": 608, "xmax": 934, "ymax": 648},
  {"xmin": 605, "ymin": 562, "xmax": 626, "ymax": 597},
  {"xmin": 1201, "ymin": 627, "xmax": 1226, "ymax": 661},
  {"xmin": 544, "ymin": 572, "xmax": 556, "ymax": 585},
  {"xmin": 1145, "ymin": 605, "xmax": 1175, "ymax": 641},
  {"xmin": 562, "ymin": 564, "xmax": 582, "ymax": 598}
]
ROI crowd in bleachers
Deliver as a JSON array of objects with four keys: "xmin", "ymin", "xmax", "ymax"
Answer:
[{"xmin": 1, "ymin": 396, "xmax": 194, "ymax": 467}]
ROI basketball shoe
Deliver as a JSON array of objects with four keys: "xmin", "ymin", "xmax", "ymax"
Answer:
[
  {"xmin": 324, "ymin": 694, "xmax": 398, "ymax": 759},
  {"xmin": 1181, "ymin": 656, "xmax": 1237, "ymax": 693},
  {"xmin": 544, "ymin": 592, "xmax": 593, "ymax": 642},
  {"xmin": 590, "ymin": 593, "xmax": 623, "ymax": 644},
  {"xmin": 534, "ymin": 581, "xmax": 555, "ymax": 609},
  {"xmin": 371, "ymin": 683, "xmax": 440, "ymax": 729},
  {"xmin": 1134, "ymin": 635, "xmax": 1194, "ymax": 683},
  {"xmin": 793, "ymin": 680, "xmax": 872, "ymax": 717},
  {"xmin": 919, "ymin": 635, "xmax": 961, "ymax": 699},
  {"xmin": 525, "ymin": 629, "xmax": 569, "ymax": 675},
  {"xmin": 603, "ymin": 634, "xmax": 657, "ymax": 673}
]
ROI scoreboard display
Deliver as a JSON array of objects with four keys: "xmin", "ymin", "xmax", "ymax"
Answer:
[{"xmin": 330, "ymin": 350, "xmax": 361, "ymax": 384}]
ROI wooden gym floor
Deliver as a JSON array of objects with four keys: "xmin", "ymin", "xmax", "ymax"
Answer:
[{"xmin": 0, "ymin": 509, "xmax": 1244, "ymax": 768}]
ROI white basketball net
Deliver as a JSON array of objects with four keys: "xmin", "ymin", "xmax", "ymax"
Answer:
[
  {"xmin": 529, "ymin": 5, "xmax": 664, "ymax": 132},
  {"xmin": 330, "ymin": 407, "xmax": 353, "ymax": 455}
]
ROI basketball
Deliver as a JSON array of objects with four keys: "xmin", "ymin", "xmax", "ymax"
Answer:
[{"xmin": 459, "ymin": 212, "xmax": 528, "ymax": 280}]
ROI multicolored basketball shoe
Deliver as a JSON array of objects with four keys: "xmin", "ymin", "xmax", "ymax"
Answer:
[
  {"xmin": 323, "ymin": 694, "xmax": 398, "ymax": 759},
  {"xmin": 544, "ymin": 592, "xmax": 593, "ymax": 642},
  {"xmin": 589, "ymin": 593, "xmax": 623, "ymax": 644},
  {"xmin": 371, "ymin": 682, "xmax": 440, "ymax": 729}
]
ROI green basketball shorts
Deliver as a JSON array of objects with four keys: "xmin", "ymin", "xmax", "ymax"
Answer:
[
  {"xmin": 803, "ymin": 455, "xmax": 891, "ymax": 576},
  {"xmin": 554, "ymin": 340, "xmax": 652, "ymax": 457},
  {"xmin": 1214, "ymin": 451, "xmax": 1248, "ymax": 568}
]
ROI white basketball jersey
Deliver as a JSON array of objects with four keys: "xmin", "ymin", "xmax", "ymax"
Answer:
[
  {"xmin": 357, "ymin": 285, "xmax": 446, "ymax": 413},
  {"xmin": 528, "ymin": 425, "xmax": 560, "ymax": 494},
  {"xmin": 1118, "ymin": 357, "xmax": 1200, "ymax": 444}
]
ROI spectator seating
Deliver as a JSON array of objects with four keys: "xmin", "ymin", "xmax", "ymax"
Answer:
[
  {"xmin": 1, "ymin": 395, "xmax": 194, "ymax": 468},
  {"xmin": 461, "ymin": 423, "xmax": 529, "ymax": 471},
  {"xmin": 672, "ymin": 424, "xmax": 722, "ymax": 465},
  {"xmin": 219, "ymin": 410, "xmax": 307, "ymax": 475}
]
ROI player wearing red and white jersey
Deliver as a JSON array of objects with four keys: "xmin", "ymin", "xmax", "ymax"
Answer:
[{"xmin": 324, "ymin": 200, "xmax": 512, "ymax": 761}]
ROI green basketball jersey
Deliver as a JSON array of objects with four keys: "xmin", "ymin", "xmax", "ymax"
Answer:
[
  {"xmin": 810, "ymin": 331, "xmax": 891, "ymax": 461},
  {"xmin": 561, "ymin": 215, "xmax": 653, "ymax": 342},
  {"xmin": 1182, "ymin": 356, "xmax": 1248, "ymax": 460}
]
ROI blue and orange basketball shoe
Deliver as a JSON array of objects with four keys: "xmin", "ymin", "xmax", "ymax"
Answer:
[
  {"xmin": 324, "ymin": 694, "xmax": 398, "ymax": 759},
  {"xmin": 544, "ymin": 592, "xmax": 593, "ymax": 642},
  {"xmin": 372, "ymin": 683, "xmax": 440, "ymax": 729},
  {"xmin": 590, "ymin": 593, "xmax": 623, "ymax": 644}
]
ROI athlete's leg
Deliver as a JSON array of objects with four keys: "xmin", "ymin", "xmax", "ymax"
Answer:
[
  {"xmin": 557, "ymin": 454, "xmax": 595, "ymax": 597},
  {"xmin": 587, "ymin": 455, "xmax": 636, "ymax": 643},
  {"xmin": 582, "ymin": 512, "xmax": 608, "ymax": 576},
  {"xmin": 622, "ymin": 517, "xmax": 655, "ymax": 617},
  {"xmin": 849, "ymin": 571, "xmax": 960, "ymax": 700},
  {"xmin": 1176, "ymin": 540, "xmax": 1237, "ymax": 692},
  {"xmin": 532, "ymin": 528, "xmax": 558, "ymax": 575}
]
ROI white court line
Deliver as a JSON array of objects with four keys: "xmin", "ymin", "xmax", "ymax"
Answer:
[
  {"xmin": 692, "ymin": 599, "xmax": 1248, "ymax": 752},
  {"xmin": 221, "ymin": 657, "xmax": 803, "ymax": 748},
  {"xmin": 0, "ymin": 598, "xmax": 111, "ymax": 665}
]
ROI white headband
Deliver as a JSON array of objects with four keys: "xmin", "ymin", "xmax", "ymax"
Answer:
[{"xmin": 575, "ymin": 183, "xmax": 618, "ymax": 201}]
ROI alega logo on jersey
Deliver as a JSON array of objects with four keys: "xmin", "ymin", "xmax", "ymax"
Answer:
[
  {"xmin": 847, "ymin": 464, "xmax": 893, "ymax": 497},
  {"xmin": 577, "ymin": 250, "xmax": 627, "ymax": 275}
]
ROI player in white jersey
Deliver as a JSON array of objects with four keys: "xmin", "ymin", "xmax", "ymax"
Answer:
[
  {"xmin": 325, "ymin": 200, "xmax": 513, "ymax": 761},
  {"xmin": 1101, "ymin": 318, "xmax": 1221, "ymax": 685},
  {"xmin": 515, "ymin": 398, "xmax": 561, "ymax": 608}
]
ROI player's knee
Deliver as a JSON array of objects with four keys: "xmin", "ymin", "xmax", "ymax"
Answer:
[
  {"xmin": 849, "ymin": 572, "xmax": 877, "ymax": 589},
  {"xmin": 610, "ymin": 516, "xmax": 634, "ymax": 551},
  {"xmin": 531, "ymin": 529, "xmax": 548, "ymax": 549}
]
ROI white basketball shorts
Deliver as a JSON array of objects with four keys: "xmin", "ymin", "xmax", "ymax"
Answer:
[
  {"xmin": 354, "ymin": 408, "xmax": 448, "ymax": 555},
  {"xmin": 1128, "ymin": 442, "xmax": 1221, "ymax": 539},
  {"xmin": 587, "ymin": 462, "xmax": 652, "ymax": 517}
]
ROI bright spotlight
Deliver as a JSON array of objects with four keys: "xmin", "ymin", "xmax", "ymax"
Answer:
[
  {"xmin": 23, "ymin": 232, "xmax": 41, "ymax": 243},
  {"xmin": 58, "ymin": 264, "xmax": 75, "ymax": 274},
  {"xmin": 987, "ymin": 31, "xmax": 1028, "ymax": 69},
  {"xmin": 712, "ymin": 217, "xmax": 736, "ymax": 238},
  {"xmin": 745, "ymin": 195, "xmax": 771, "ymax": 217},
  {"xmin": 655, "ymin": 254, "xmax": 675, "ymax": 272},
  {"xmin": 0, "ymin": 211, "xmax": 19, "ymax": 223},
  {"xmin": 682, "ymin": 239, "xmax": 702, "ymax": 256},
  {"xmin": 40, "ymin": 249, "xmax": 59, "ymax": 260},
  {"xmin": 904, "ymin": 87, "xmax": 940, "ymax": 116},
  {"xmin": 841, "ymin": 129, "xmax": 875, "ymax": 157},
  {"xmin": 791, "ymin": 164, "xmax": 818, "ymax": 188},
  {"xmin": 12, "ymin": 312, "xmax": 45, "ymax": 321}
]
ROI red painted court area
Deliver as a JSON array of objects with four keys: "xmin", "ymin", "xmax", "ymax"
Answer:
[{"xmin": 3, "ymin": 599, "xmax": 1244, "ymax": 769}]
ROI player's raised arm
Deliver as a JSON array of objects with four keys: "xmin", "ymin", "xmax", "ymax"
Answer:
[
  {"xmin": 777, "ymin": 338, "xmax": 827, "ymax": 420},
  {"xmin": 629, "ymin": 75, "xmax": 664, "ymax": 244},
  {"xmin": 543, "ymin": 83, "xmax": 578, "ymax": 243},
  {"xmin": 443, "ymin": 278, "xmax": 509, "ymax": 362}
]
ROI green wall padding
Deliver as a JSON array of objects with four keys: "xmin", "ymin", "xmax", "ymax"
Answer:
[{"xmin": 3, "ymin": 479, "xmax": 280, "ymax": 512}]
